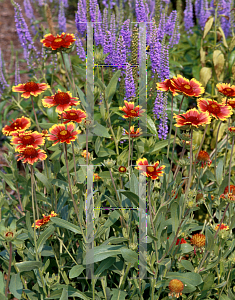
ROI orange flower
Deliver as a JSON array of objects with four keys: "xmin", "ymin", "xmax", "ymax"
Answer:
[
  {"xmin": 174, "ymin": 109, "xmax": 211, "ymax": 129},
  {"xmin": 216, "ymin": 83, "xmax": 235, "ymax": 97},
  {"xmin": 119, "ymin": 166, "xmax": 127, "ymax": 173},
  {"xmin": 2, "ymin": 117, "xmax": 31, "ymax": 136},
  {"xmin": 16, "ymin": 145, "xmax": 47, "ymax": 165},
  {"xmin": 11, "ymin": 130, "xmax": 45, "ymax": 151},
  {"xmin": 171, "ymin": 75, "xmax": 204, "ymax": 97},
  {"xmin": 81, "ymin": 150, "xmax": 90, "ymax": 159},
  {"xmin": 125, "ymin": 125, "xmax": 142, "ymax": 138},
  {"xmin": 48, "ymin": 123, "xmax": 81, "ymax": 146},
  {"xmin": 228, "ymin": 127, "xmax": 235, "ymax": 133},
  {"xmin": 59, "ymin": 108, "xmax": 86, "ymax": 124},
  {"xmin": 41, "ymin": 129, "xmax": 49, "ymax": 138},
  {"xmin": 224, "ymin": 185, "xmax": 235, "ymax": 194},
  {"xmin": 214, "ymin": 223, "xmax": 229, "ymax": 231},
  {"xmin": 135, "ymin": 158, "xmax": 165, "ymax": 180},
  {"xmin": 168, "ymin": 279, "xmax": 184, "ymax": 298},
  {"xmin": 190, "ymin": 233, "xmax": 206, "ymax": 247},
  {"xmin": 156, "ymin": 78, "xmax": 178, "ymax": 96},
  {"xmin": 93, "ymin": 173, "xmax": 101, "ymax": 180},
  {"xmin": 42, "ymin": 89, "xmax": 80, "ymax": 113},
  {"xmin": 119, "ymin": 101, "xmax": 145, "ymax": 118},
  {"xmin": 12, "ymin": 81, "xmax": 49, "ymax": 98},
  {"xmin": 197, "ymin": 98, "xmax": 232, "ymax": 120},
  {"xmin": 167, "ymin": 237, "xmax": 187, "ymax": 245},
  {"xmin": 32, "ymin": 211, "xmax": 58, "ymax": 229},
  {"xmin": 221, "ymin": 98, "xmax": 235, "ymax": 109},
  {"xmin": 196, "ymin": 150, "xmax": 212, "ymax": 168},
  {"xmin": 40, "ymin": 33, "xmax": 76, "ymax": 51}
]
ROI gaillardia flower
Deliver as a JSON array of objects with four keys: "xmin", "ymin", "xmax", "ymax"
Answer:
[
  {"xmin": 40, "ymin": 32, "xmax": 76, "ymax": 51},
  {"xmin": 168, "ymin": 279, "xmax": 184, "ymax": 298},
  {"xmin": 59, "ymin": 108, "xmax": 86, "ymax": 124},
  {"xmin": 171, "ymin": 75, "xmax": 204, "ymax": 97},
  {"xmin": 119, "ymin": 101, "xmax": 145, "ymax": 118},
  {"xmin": 11, "ymin": 130, "xmax": 45, "ymax": 151},
  {"xmin": 190, "ymin": 233, "xmax": 206, "ymax": 247},
  {"xmin": 135, "ymin": 158, "xmax": 165, "ymax": 180},
  {"xmin": 12, "ymin": 81, "xmax": 49, "ymax": 98},
  {"xmin": 228, "ymin": 127, "xmax": 235, "ymax": 133},
  {"xmin": 42, "ymin": 89, "xmax": 80, "ymax": 113},
  {"xmin": 222, "ymin": 98, "xmax": 235, "ymax": 109},
  {"xmin": 196, "ymin": 150, "xmax": 212, "ymax": 168},
  {"xmin": 197, "ymin": 98, "xmax": 232, "ymax": 120},
  {"xmin": 125, "ymin": 125, "xmax": 142, "ymax": 138},
  {"xmin": 81, "ymin": 150, "xmax": 90, "ymax": 159},
  {"xmin": 48, "ymin": 123, "xmax": 81, "ymax": 145},
  {"xmin": 32, "ymin": 211, "xmax": 57, "ymax": 229},
  {"xmin": 214, "ymin": 223, "xmax": 229, "ymax": 231},
  {"xmin": 2, "ymin": 117, "xmax": 31, "ymax": 136},
  {"xmin": 119, "ymin": 166, "xmax": 127, "ymax": 173},
  {"xmin": 174, "ymin": 109, "xmax": 211, "ymax": 129},
  {"xmin": 156, "ymin": 78, "xmax": 178, "ymax": 96},
  {"xmin": 216, "ymin": 83, "xmax": 235, "ymax": 97},
  {"xmin": 16, "ymin": 145, "xmax": 47, "ymax": 165}
]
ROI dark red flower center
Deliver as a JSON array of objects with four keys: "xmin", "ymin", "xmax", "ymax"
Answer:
[
  {"xmin": 184, "ymin": 84, "xmax": 191, "ymax": 90},
  {"xmin": 208, "ymin": 103, "xmax": 220, "ymax": 114},
  {"xmin": 147, "ymin": 166, "xmax": 155, "ymax": 173},
  {"xmin": 228, "ymin": 100, "xmax": 235, "ymax": 107},
  {"xmin": 54, "ymin": 92, "xmax": 70, "ymax": 104},
  {"xmin": 5, "ymin": 231, "xmax": 14, "ymax": 238},
  {"xmin": 24, "ymin": 82, "xmax": 39, "ymax": 92},
  {"xmin": 197, "ymin": 151, "xmax": 209, "ymax": 161},
  {"xmin": 119, "ymin": 166, "xmax": 126, "ymax": 173},
  {"xmin": 52, "ymin": 37, "xmax": 65, "ymax": 48},
  {"xmin": 58, "ymin": 130, "xmax": 71, "ymax": 139},
  {"xmin": 185, "ymin": 116, "xmax": 199, "ymax": 124},
  {"xmin": 24, "ymin": 148, "xmax": 38, "ymax": 158},
  {"xmin": 22, "ymin": 135, "xmax": 34, "ymax": 145},
  {"xmin": 66, "ymin": 112, "xmax": 78, "ymax": 119}
]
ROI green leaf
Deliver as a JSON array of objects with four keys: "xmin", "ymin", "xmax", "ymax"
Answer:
[
  {"xmin": 120, "ymin": 191, "xmax": 139, "ymax": 207},
  {"xmin": 220, "ymin": 294, "xmax": 231, "ymax": 300},
  {"xmin": 110, "ymin": 289, "xmax": 127, "ymax": 300},
  {"xmin": 0, "ymin": 272, "xmax": 5, "ymax": 295},
  {"xmin": 23, "ymin": 289, "xmax": 38, "ymax": 300},
  {"xmin": 37, "ymin": 225, "xmax": 55, "ymax": 253},
  {"xmin": 148, "ymin": 138, "xmax": 174, "ymax": 154},
  {"xmin": 50, "ymin": 217, "xmax": 82, "ymax": 235},
  {"xmin": 0, "ymin": 294, "xmax": 7, "ymax": 300},
  {"xmin": 51, "ymin": 179, "xmax": 69, "ymax": 191},
  {"xmin": 179, "ymin": 260, "xmax": 194, "ymax": 272},
  {"xmin": 95, "ymin": 137, "xmax": 102, "ymax": 155},
  {"xmin": 15, "ymin": 261, "xmax": 42, "ymax": 272},
  {"xmin": 26, "ymin": 211, "xmax": 34, "ymax": 241},
  {"xmin": 120, "ymin": 248, "xmax": 138, "ymax": 265},
  {"xmin": 84, "ymin": 245, "xmax": 124, "ymax": 264},
  {"xmin": 95, "ymin": 211, "xmax": 120, "ymax": 239},
  {"xmin": 229, "ymin": 50, "xmax": 235, "ymax": 74},
  {"xmin": 98, "ymin": 147, "xmax": 116, "ymax": 157},
  {"xmin": 179, "ymin": 244, "xmax": 194, "ymax": 254},
  {"xmin": 147, "ymin": 115, "xmax": 158, "ymax": 136},
  {"xmin": 171, "ymin": 202, "xmax": 179, "ymax": 234},
  {"xmin": 202, "ymin": 273, "xmax": 215, "ymax": 291},
  {"xmin": 91, "ymin": 122, "xmax": 111, "ymax": 138},
  {"xmin": 35, "ymin": 172, "xmax": 51, "ymax": 191},
  {"xmin": 59, "ymin": 288, "xmax": 68, "ymax": 300},
  {"xmin": 216, "ymin": 159, "xmax": 223, "ymax": 185},
  {"xmin": 105, "ymin": 70, "xmax": 121, "ymax": 103},
  {"xmin": 0, "ymin": 171, "xmax": 16, "ymax": 191},
  {"xmin": 203, "ymin": 17, "xmax": 214, "ymax": 39},
  {"xmin": 94, "ymin": 257, "xmax": 116, "ymax": 277},
  {"xmin": 69, "ymin": 265, "xmax": 85, "ymax": 279},
  {"xmin": 47, "ymin": 107, "xmax": 58, "ymax": 123},
  {"xmin": 166, "ymin": 272, "xmax": 203, "ymax": 286},
  {"xmin": 76, "ymin": 85, "xmax": 87, "ymax": 108},
  {"xmin": 205, "ymin": 227, "xmax": 214, "ymax": 252},
  {"xmin": 9, "ymin": 273, "xmax": 23, "ymax": 299},
  {"xmin": 38, "ymin": 123, "xmax": 55, "ymax": 129},
  {"xmin": 46, "ymin": 285, "xmax": 91, "ymax": 299}
]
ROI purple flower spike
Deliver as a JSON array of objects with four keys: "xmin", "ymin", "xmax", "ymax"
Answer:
[
  {"xmin": 153, "ymin": 91, "xmax": 168, "ymax": 139},
  {"xmin": 15, "ymin": 60, "xmax": 21, "ymax": 86},
  {"xmin": 114, "ymin": 35, "xmax": 126, "ymax": 70},
  {"xmin": 184, "ymin": 0, "xmax": 194, "ymax": 35},
  {"xmin": 75, "ymin": 0, "xmax": 87, "ymax": 35},
  {"xmin": 23, "ymin": 0, "xmax": 37, "ymax": 35},
  {"xmin": 120, "ymin": 19, "xmax": 131, "ymax": 49},
  {"xmin": 75, "ymin": 35, "xmax": 86, "ymax": 61},
  {"xmin": 0, "ymin": 49, "xmax": 9, "ymax": 94},
  {"xmin": 124, "ymin": 64, "xmax": 136, "ymax": 101},
  {"xmin": 103, "ymin": 31, "xmax": 113, "ymax": 64},
  {"xmin": 135, "ymin": 0, "xmax": 147, "ymax": 22},
  {"xmin": 58, "ymin": 1, "xmax": 66, "ymax": 33}
]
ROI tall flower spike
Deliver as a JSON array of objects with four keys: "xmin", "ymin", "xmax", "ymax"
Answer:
[
  {"xmin": 168, "ymin": 11, "xmax": 180, "ymax": 47},
  {"xmin": 135, "ymin": 0, "xmax": 147, "ymax": 22},
  {"xmin": 198, "ymin": 0, "xmax": 211, "ymax": 30},
  {"xmin": 120, "ymin": 19, "xmax": 131, "ymax": 49},
  {"xmin": 115, "ymin": 35, "xmax": 127, "ymax": 70},
  {"xmin": 15, "ymin": 59, "xmax": 21, "ymax": 86},
  {"xmin": 75, "ymin": 0, "xmax": 87, "ymax": 35},
  {"xmin": 23, "ymin": 0, "xmax": 37, "ymax": 35},
  {"xmin": 124, "ymin": 64, "xmax": 136, "ymax": 101},
  {"xmin": 153, "ymin": 91, "xmax": 168, "ymax": 139},
  {"xmin": 0, "ymin": 49, "xmax": 9, "ymax": 96},
  {"xmin": 184, "ymin": 0, "xmax": 194, "ymax": 35},
  {"xmin": 58, "ymin": 1, "xmax": 67, "ymax": 33},
  {"xmin": 75, "ymin": 35, "xmax": 86, "ymax": 61},
  {"xmin": 103, "ymin": 31, "xmax": 113, "ymax": 64}
]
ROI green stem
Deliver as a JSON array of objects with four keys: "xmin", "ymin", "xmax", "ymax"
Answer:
[
  {"xmin": 148, "ymin": 181, "xmax": 158, "ymax": 260},
  {"xmin": 167, "ymin": 93, "xmax": 174, "ymax": 159},
  {"xmin": 72, "ymin": 142, "xmax": 77, "ymax": 184},
  {"xmin": 31, "ymin": 95, "xmax": 41, "ymax": 132},
  {"xmin": 223, "ymin": 118, "xmax": 231, "ymax": 178},
  {"xmin": 128, "ymin": 119, "xmax": 131, "ymax": 180},
  {"xmin": 61, "ymin": 52, "xmax": 73, "ymax": 89},
  {"xmin": 214, "ymin": 120, "xmax": 223, "ymax": 181},
  {"xmin": 5, "ymin": 242, "xmax": 12, "ymax": 297}
]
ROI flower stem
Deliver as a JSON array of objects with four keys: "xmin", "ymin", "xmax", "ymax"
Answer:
[
  {"xmin": 128, "ymin": 119, "xmax": 131, "ymax": 180},
  {"xmin": 148, "ymin": 180, "xmax": 158, "ymax": 259},
  {"xmin": 31, "ymin": 95, "xmax": 41, "ymax": 132},
  {"xmin": 72, "ymin": 142, "xmax": 77, "ymax": 184},
  {"xmin": 214, "ymin": 120, "xmax": 223, "ymax": 181},
  {"xmin": 167, "ymin": 93, "xmax": 174, "ymax": 159},
  {"xmin": 5, "ymin": 242, "xmax": 12, "ymax": 297},
  {"xmin": 223, "ymin": 118, "xmax": 231, "ymax": 178}
]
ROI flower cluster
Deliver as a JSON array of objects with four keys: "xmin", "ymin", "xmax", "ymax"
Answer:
[{"xmin": 32, "ymin": 211, "xmax": 57, "ymax": 229}]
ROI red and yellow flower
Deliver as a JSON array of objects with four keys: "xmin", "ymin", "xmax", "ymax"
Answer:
[
  {"xmin": 197, "ymin": 98, "xmax": 232, "ymax": 120},
  {"xmin": 42, "ymin": 89, "xmax": 80, "ymax": 113},
  {"xmin": 93, "ymin": 173, "xmax": 101, "ymax": 181},
  {"xmin": 12, "ymin": 81, "xmax": 49, "ymax": 98},
  {"xmin": 40, "ymin": 32, "xmax": 76, "ymax": 51},
  {"xmin": 81, "ymin": 150, "xmax": 90, "ymax": 159},
  {"xmin": 135, "ymin": 158, "xmax": 165, "ymax": 180},
  {"xmin": 119, "ymin": 166, "xmax": 127, "ymax": 173},
  {"xmin": 156, "ymin": 78, "xmax": 178, "ymax": 96},
  {"xmin": 196, "ymin": 150, "xmax": 212, "ymax": 168},
  {"xmin": 48, "ymin": 123, "xmax": 81, "ymax": 146},
  {"xmin": 59, "ymin": 108, "xmax": 86, "ymax": 124},
  {"xmin": 174, "ymin": 109, "xmax": 211, "ymax": 129},
  {"xmin": 32, "ymin": 211, "xmax": 58, "ymax": 229},
  {"xmin": 167, "ymin": 237, "xmax": 187, "ymax": 245},
  {"xmin": 214, "ymin": 223, "xmax": 229, "ymax": 231},
  {"xmin": 228, "ymin": 127, "xmax": 235, "ymax": 133},
  {"xmin": 11, "ymin": 130, "xmax": 45, "ymax": 151},
  {"xmin": 190, "ymin": 233, "xmax": 206, "ymax": 247},
  {"xmin": 216, "ymin": 83, "xmax": 235, "ymax": 97},
  {"xmin": 119, "ymin": 101, "xmax": 145, "ymax": 118},
  {"xmin": 2, "ymin": 117, "xmax": 31, "ymax": 136},
  {"xmin": 168, "ymin": 279, "xmax": 184, "ymax": 298},
  {"xmin": 222, "ymin": 97, "xmax": 235, "ymax": 109},
  {"xmin": 171, "ymin": 75, "xmax": 204, "ymax": 97},
  {"xmin": 16, "ymin": 145, "xmax": 47, "ymax": 165},
  {"xmin": 125, "ymin": 125, "xmax": 142, "ymax": 138}
]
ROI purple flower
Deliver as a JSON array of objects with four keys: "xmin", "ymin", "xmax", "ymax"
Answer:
[
  {"xmin": 153, "ymin": 91, "xmax": 168, "ymax": 139},
  {"xmin": 197, "ymin": 0, "xmax": 211, "ymax": 30},
  {"xmin": 160, "ymin": 44, "xmax": 169, "ymax": 81},
  {"xmin": 103, "ymin": 31, "xmax": 113, "ymax": 64},
  {"xmin": 0, "ymin": 49, "xmax": 9, "ymax": 94},
  {"xmin": 157, "ymin": 13, "xmax": 166, "ymax": 41},
  {"xmin": 135, "ymin": 0, "xmax": 147, "ymax": 22},
  {"xmin": 14, "ymin": 2, "xmax": 38, "ymax": 67},
  {"xmin": 89, "ymin": 0, "xmax": 99, "ymax": 22},
  {"xmin": 124, "ymin": 64, "xmax": 136, "ymax": 101},
  {"xmin": 75, "ymin": 0, "xmax": 87, "ymax": 35},
  {"xmin": 114, "ymin": 35, "xmax": 126, "ymax": 70},
  {"xmin": 150, "ymin": 40, "xmax": 161, "ymax": 75},
  {"xmin": 210, "ymin": 0, "xmax": 231, "ymax": 37},
  {"xmin": 120, "ymin": 19, "xmax": 131, "ymax": 49},
  {"xmin": 168, "ymin": 11, "xmax": 180, "ymax": 47},
  {"xmin": 102, "ymin": 8, "xmax": 108, "ymax": 39},
  {"xmin": 23, "ymin": 0, "xmax": 37, "ymax": 35},
  {"xmin": 94, "ymin": 5, "xmax": 104, "ymax": 46},
  {"xmin": 15, "ymin": 60, "xmax": 21, "ymax": 86},
  {"xmin": 102, "ymin": 0, "xmax": 116, "ymax": 9},
  {"xmin": 75, "ymin": 35, "xmax": 86, "ymax": 61},
  {"xmin": 58, "ymin": 1, "xmax": 66, "ymax": 33},
  {"xmin": 184, "ymin": 0, "xmax": 194, "ymax": 35},
  {"xmin": 109, "ymin": 13, "xmax": 116, "ymax": 46},
  {"xmin": 60, "ymin": 0, "xmax": 69, "ymax": 8}
]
